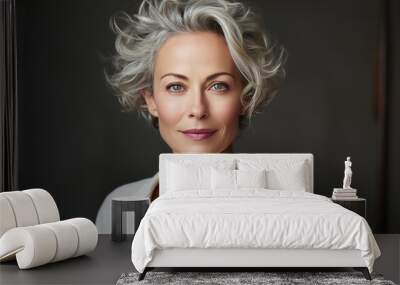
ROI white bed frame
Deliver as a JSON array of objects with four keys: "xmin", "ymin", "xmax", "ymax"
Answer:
[{"xmin": 139, "ymin": 153, "xmax": 371, "ymax": 280}]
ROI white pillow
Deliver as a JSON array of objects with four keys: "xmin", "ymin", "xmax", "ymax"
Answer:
[
  {"xmin": 211, "ymin": 168, "xmax": 267, "ymax": 190},
  {"xmin": 166, "ymin": 159, "xmax": 235, "ymax": 192},
  {"xmin": 236, "ymin": 169, "xmax": 267, "ymax": 188},
  {"xmin": 237, "ymin": 159, "xmax": 308, "ymax": 191},
  {"xmin": 211, "ymin": 168, "xmax": 236, "ymax": 190}
]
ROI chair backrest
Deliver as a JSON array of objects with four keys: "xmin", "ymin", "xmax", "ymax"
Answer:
[
  {"xmin": 159, "ymin": 153, "xmax": 314, "ymax": 196},
  {"xmin": 0, "ymin": 189, "xmax": 60, "ymax": 237}
]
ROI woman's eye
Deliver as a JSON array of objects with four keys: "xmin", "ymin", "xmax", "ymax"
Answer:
[
  {"xmin": 167, "ymin": 84, "xmax": 184, "ymax": 93},
  {"xmin": 210, "ymin": 82, "xmax": 229, "ymax": 92},
  {"xmin": 166, "ymin": 82, "xmax": 228, "ymax": 93}
]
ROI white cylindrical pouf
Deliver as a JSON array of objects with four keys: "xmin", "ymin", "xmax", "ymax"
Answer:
[
  {"xmin": 0, "ymin": 226, "xmax": 57, "ymax": 269},
  {"xmin": 65, "ymin": 218, "xmax": 98, "ymax": 257},
  {"xmin": 42, "ymin": 221, "xmax": 79, "ymax": 262},
  {"xmin": 0, "ymin": 195, "xmax": 17, "ymax": 237},
  {"xmin": 1, "ymin": 192, "xmax": 39, "ymax": 227},
  {"xmin": 23, "ymin": 189, "xmax": 60, "ymax": 224}
]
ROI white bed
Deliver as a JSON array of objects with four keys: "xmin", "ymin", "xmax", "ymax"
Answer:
[{"xmin": 131, "ymin": 153, "xmax": 381, "ymax": 281}]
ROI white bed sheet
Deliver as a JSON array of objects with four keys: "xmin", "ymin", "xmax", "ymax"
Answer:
[{"xmin": 131, "ymin": 189, "xmax": 380, "ymax": 273}]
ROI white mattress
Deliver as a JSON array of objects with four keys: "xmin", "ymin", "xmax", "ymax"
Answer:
[{"xmin": 131, "ymin": 190, "xmax": 381, "ymax": 273}]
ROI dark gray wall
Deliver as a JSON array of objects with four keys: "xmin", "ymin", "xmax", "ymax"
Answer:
[
  {"xmin": 16, "ymin": 0, "xmax": 398, "ymax": 233},
  {"xmin": 387, "ymin": 0, "xmax": 400, "ymax": 233}
]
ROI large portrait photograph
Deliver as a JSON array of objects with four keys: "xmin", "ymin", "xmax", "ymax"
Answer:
[{"xmin": 1, "ymin": 0, "xmax": 399, "ymax": 284}]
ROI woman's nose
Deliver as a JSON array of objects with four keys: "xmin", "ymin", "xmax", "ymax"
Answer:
[{"xmin": 188, "ymin": 91, "xmax": 208, "ymax": 119}]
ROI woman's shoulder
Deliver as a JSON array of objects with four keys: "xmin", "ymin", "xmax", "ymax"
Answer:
[{"xmin": 111, "ymin": 174, "xmax": 158, "ymax": 198}]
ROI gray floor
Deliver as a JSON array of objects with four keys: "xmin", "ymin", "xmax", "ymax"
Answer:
[
  {"xmin": 0, "ymin": 234, "xmax": 399, "ymax": 285},
  {"xmin": 0, "ymin": 235, "xmax": 134, "ymax": 285}
]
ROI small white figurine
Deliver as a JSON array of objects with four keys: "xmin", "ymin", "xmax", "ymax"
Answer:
[{"xmin": 342, "ymin": 156, "xmax": 353, "ymax": 189}]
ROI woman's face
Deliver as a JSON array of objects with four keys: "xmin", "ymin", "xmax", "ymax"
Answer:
[{"xmin": 143, "ymin": 31, "xmax": 244, "ymax": 153}]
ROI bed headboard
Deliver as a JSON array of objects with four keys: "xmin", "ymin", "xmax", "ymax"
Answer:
[{"xmin": 159, "ymin": 153, "xmax": 314, "ymax": 195}]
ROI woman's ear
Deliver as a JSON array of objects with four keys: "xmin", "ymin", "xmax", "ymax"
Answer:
[{"xmin": 141, "ymin": 89, "xmax": 159, "ymax": 118}]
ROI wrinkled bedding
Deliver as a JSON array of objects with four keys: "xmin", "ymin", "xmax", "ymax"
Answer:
[{"xmin": 131, "ymin": 189, "xmax": 381, "ymax": 273}]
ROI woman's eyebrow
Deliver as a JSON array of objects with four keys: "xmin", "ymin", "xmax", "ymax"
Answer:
[{"xmin": 160, "ymin": 72, "xmax": 234, "ymax": 81}]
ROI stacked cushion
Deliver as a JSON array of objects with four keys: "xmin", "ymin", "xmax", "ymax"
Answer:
[{"xmin": 0, "ymin": 218, "xmax": 98, "ymax": 269}]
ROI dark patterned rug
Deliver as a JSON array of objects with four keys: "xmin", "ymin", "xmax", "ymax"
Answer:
[{"xmin": 116, "ymin": 271, "xmax": 397, "ymax": 285}]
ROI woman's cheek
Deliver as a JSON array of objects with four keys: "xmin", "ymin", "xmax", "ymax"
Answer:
[
  {"xmin": 211, "ymin": 98, "xmax": 241, "ymax": 126},
  {"xmin": 156, "ymin": 95, "xmax": 185, "ymax": 126}
]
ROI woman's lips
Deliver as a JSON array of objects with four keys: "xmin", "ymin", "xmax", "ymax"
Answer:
[{"xmin": 179, "ymin": 129, "xmax": 217, "ymax": 141}]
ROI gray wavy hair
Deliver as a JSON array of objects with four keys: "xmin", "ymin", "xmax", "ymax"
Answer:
[{"xmin": 105, "ymin": 0, "xmax": 286, "ymax": 129}]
